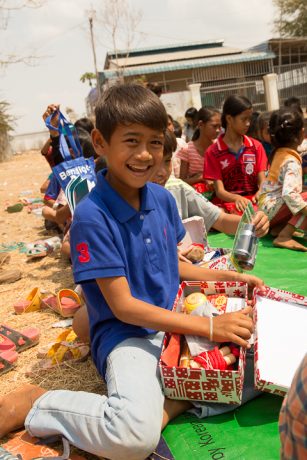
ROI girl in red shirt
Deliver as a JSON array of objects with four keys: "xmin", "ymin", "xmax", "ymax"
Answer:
[{"xmin": 203, "ymin": 95, "xmax": 267, "ymax": 214}]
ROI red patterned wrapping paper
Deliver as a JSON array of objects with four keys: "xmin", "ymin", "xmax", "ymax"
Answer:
[{"xmin": 159, "ymin": 281, "xmax": 247, "ymax": 404}]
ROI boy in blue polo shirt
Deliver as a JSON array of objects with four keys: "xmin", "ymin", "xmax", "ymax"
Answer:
[{"xmin": 0, "ymin": 84, "xmax": 264, "ymax": 460}]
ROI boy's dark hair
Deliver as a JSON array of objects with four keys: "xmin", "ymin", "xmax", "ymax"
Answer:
[
  {"xmin": 185, "ymin": 107, "xmax": 198, "ymax": 120},
  {"xmin": 95, "ymin": 156, "xmax": 107, "ymax": 173},
  {"xmin": 75, "ymin": 117, "xmax": 94, "ymax": 135},
  {"xmin": 246, "ymin": 111, "xmax": 260, "ymax": 138},
  {"xmin": 284, "ymin": 96, "xmax": 303, "ymax": 114},
  {"xmin": 163, "ymin": 129, "xmax": 177, "ymax": 157},
  {"xmin": 269, "ymin": 108, "xmax": 303, "ymax": 150},
  {"xmin": 146, "ymin": 82, "xmax": 163, "ymax": 97},
  {"xmin": 192, "ymin": 106, "xmax": 220, "ymax": 140},
  {"xmin": 221, "ymin": 95, "xmax": 252, "ymax": 129},
  {"xmin": 77, "ymin": 128, "xmax": 97, "ymax": 159},
  {"xmin": 256, "ymin": 111, "xmax": 271, "ymax": 140},
  {"xmin": 172, "ymin": 120, "xmax": 182, "ymax": 138},
  {"xmin": 95, "ymin": 84, "xmax": 168, "ymax": 142}
]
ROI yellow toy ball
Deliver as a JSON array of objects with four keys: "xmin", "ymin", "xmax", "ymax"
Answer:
[{"xmin": 184, "ymin": 292, "xmax": 207, "ymax": 314}]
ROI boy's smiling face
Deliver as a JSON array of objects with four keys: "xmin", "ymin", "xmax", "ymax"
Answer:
[{"xmin": 92, "ymin": 123, "xmax": 164, "ymax": 202}]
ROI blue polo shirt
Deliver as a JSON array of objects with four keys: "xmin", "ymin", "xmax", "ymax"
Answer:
[{"xmin": 70, "ymin": 170, "xmax": 185, "ymax": 378}]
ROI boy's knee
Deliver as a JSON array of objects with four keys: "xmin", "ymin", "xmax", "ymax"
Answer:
[{"xmin": 112, "ymin": 425, "xmax": 160, "ymax": 460}]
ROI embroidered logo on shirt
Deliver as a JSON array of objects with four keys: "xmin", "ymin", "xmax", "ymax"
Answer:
[
  {"xmin": 245, "ymin": 163, "xmax": 254, "ymax": 175},
  {"xmin": 243, "ymin": 153, "xmax": 256, "ymax": 163},
  {"xmin": 220, "ymin": 159, "xmax": 230, "ymax": 169},
  {"xmin": 76, "ymin": 242, "xmax": 90, "ymax": 263}
]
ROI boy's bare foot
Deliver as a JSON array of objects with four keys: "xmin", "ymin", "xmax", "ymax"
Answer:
[
  {"xmin": 0, "ymin": 384, "xmax": 46, "ymax": 438},
  {"xmin": 273, "ymin": 236, "xmax": 307, "ymax": 252}
]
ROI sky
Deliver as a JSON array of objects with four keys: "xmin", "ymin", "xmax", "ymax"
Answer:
[{"xmin": 0, "ymin": 0, "xmax": 277, "ymax": 135}]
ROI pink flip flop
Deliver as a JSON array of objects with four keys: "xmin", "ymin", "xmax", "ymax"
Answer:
[
  {"xmin": 0, "ymin": 325, "xmax": 40, "ymax": 353},
  {"xmin": 0, "ymin": 349, "xmax": 18, "ymax": 375}
]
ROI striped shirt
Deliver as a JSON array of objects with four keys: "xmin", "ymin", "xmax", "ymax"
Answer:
[
  {"xmin": 176, "ymin": 141, "xmax": 205, "ymax": 176},
  {"xmin": 279, "ymin": 353, "xmax": 307, "ymax": 460}
]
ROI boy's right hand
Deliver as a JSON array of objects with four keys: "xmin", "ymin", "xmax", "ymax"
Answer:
[
  {"xmin": 210, "ymin": 306, "xmax": 254, "ymax": 348},
  {"xmin": 234, "ymin": 196, "xmax": 250, "ymax": 213},
  {"xmin": 43, "ymin": 104, "xmax": 60, "ymax": 137}
]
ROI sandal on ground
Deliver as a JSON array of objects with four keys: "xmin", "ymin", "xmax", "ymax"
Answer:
[
  {"xmin": 0, "ymin": 325, "xmax": 40, "ymax": 353},
  {"xmin": 14, "ymin": 287, "xmax": 42, "ymax": 314},
  {"xmin": 6, "ymin": 203, "xmax": 24, "ymax": 213},
  {"xmin": 27, "ymin": 329, "xmax": 89, "ymax": 374},
  {"xmin": 0, "ymin": 349, "xmax": 18, "ymax": 376},
  {"xmin": 26, "ymin": 236, "xmax": 62, "ymax": 260},
  {"xmin": 0, "ymin": 269, "xmax": 21, "ymax": 284},
  {"xmin": 42, "ymin": 289, "xmax": 82, "ymax": 317}
]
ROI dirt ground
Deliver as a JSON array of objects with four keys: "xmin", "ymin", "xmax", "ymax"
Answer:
[{"xmin": 0, "ymin": 151, "xmax": 106, "ymax": 451}]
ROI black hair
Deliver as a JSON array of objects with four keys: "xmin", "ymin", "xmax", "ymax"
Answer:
[
  {"xmin": 95, "ymin": 156, "xmax": 107, "ymax": 173},
  {"xmin": 269, "ymin": 108, "xmax": 304, "ymax": 152},
  {"xmin": 221, "ymin": 95, "xmax": 252, "ymax": 129},
  {"xmin": 77, "ymin": 128, "xmax": 97, "ymax": 159},
  {"xmin": 246, "ymin": 111, "xmax": 260, "ymax": 138},
  {"xmin": 184, "ymin": 107, "xmax": 198, "ymax": 120},
  {"xmin": 95, "ymin": 83, "xmax": 168, "ymax": 143},
  {"xmin": 284, "ymin": 96, "xmax": 303, "ymax": 115},
  {"xmin": 146, "ymin": 82, "xmax": 163, "ymax": 97},
  {"xmin": 163, "ymin": 129, "xmax": 177, "ymax": 157},
  {"xmin": 173, "ymin": 120, "xmax": 182, "ymax": 138},
  {"xmin": 192, "ymin": 106, "xmax": 220, "ymax": 140},
  {"xmin": 256, "ymin": 111, "xmax": 271, "ymax": 140},
  {"xmin": 75, "ymin": 117, "xmax": 94, "ymax": 135}
]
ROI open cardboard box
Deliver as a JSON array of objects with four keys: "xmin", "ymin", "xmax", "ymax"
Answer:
[
  {"xmin": 254, "ymin": 286, "xmax": 307, "ymax": 396},
  {"xmin": 159, "ymin": 281, "xmax": 248, "ymax": 404}
]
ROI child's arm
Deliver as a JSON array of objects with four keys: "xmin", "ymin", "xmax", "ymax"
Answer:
[
  {"xmin": 214, "ymin": 180, "xmax": 250, "ymax": 212},
  {"xmin": 180, "ymin": 160, "xmax": 203, "ymax": 185},
  {"xmin": 97, "ymin": 276, "xmax": 254, "ymax": 348},
  {"xmin": 253, "ymin": 171, "xmax": 266, "ymax": 202}
]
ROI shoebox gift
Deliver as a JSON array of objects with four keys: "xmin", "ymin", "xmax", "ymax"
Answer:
[
  {"xmin": 180, "ymin": 216, "xmax": 232, "ymax": 268},
  {"xmin": 159, "ymin": 281, "xmax": 248, "ymax": 404},
  {"xmin": 253, "ymin": 286, "xmax": 307, "ymax": 396}
]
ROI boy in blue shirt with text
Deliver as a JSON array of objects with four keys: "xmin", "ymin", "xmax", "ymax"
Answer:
[{"xmin": 0, "ymin": 84, "xmax": 264, "ymax": 460}]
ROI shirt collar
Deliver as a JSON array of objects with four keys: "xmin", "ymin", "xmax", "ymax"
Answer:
[
  {"xmin": 93, "ymin": 169, "xmax": 155, "ymax": 223},
  {"xmin": 216, "ymin": 134, "xmax": 253, "ymax": 152}
]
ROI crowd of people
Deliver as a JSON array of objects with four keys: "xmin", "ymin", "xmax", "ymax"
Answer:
[{"xmin": 0, "ymin": 83, "xmax": 306, "ymax": 460}]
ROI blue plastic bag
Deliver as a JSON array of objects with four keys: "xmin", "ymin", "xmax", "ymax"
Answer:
[{"xmin": 45, "ymin": 111, "xmax": 96, "ymax": 192}]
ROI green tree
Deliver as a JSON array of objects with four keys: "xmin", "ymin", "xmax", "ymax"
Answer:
[
  {"xmin": 273, "ymin": 0, "xmax": 307, "ymax": 37},
  {"xmin": 0, "ymin": 101, "xmax": 14, "ymax": 161},
  {"xmin": 80, "ymin": 72, "xmax": 97, "ymax": 87}
]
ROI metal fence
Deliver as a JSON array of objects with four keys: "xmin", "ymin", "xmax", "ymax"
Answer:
[{"xmin": 199, "ymin": 63, "xmax": 307, "ymax": 112}]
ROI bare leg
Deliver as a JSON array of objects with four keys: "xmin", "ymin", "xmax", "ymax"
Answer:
[
  {"xmin": 72, "ymin": 305, "xmax": 90, "ymax": 343},
  {"xmin": 274, "ymin": 224, "xmax": 307, "ymax": 252},
  {"xmin": 0, "ymin": 384, "xmax": 46, "ymax": 438},
  {"xmin": 162, "ymin": 398, "xmax": 192, "ymax": 430}
]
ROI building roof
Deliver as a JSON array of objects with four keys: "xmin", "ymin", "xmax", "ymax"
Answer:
[
  {"xmin": 108, "ymin": 45, "xmax": 241, "ymax": 68},
  {"xmin": 100, "ymin": 51, "xmax": 275, "ymax": 80},
  {"xmin": 106, "ymin": 39, "xmax": 225, "ymax": 60}
]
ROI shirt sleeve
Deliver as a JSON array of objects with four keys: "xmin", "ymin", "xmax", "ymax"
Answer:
[
  {"xmin": 281, "ymin": 160, "xmax": 306, "ymax": 215},
  {"xmin": 70, "ymin": 212, "xmax": 126, "ymax": 284},
  {"xmin": 186, "ymin": 188, "xmax": 222, "ymax": 232},
  {"xmin": 44, "ymin": 174, "xmax": 61, "ymax": 201},
  {"xmin": 203, "ymin": 148, "xmax": 222, "ymax": 180},
  {"xmin": 176, "ymin": 145, "xmax": 189, "ymax": 162}
]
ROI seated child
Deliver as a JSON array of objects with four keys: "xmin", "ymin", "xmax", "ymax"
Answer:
[
  {"xmin": 0, "ymin": 84, "xmax": 265, "ymax": 460},
  {"xmin": 204, "ymin": 95, "xmax": 268, "ymax": 215},
  {"xmin": 153, "ymin": 130, "xmax": 269, "ymax": 262},
  {"xmin": 258, "ymin": 108, "xmax": 307, "ymax": 251}
]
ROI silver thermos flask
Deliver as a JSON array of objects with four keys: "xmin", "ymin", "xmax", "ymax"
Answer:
[{"xmin": 233, "ymin": 223, "xmax": 258, "ymax": 270}]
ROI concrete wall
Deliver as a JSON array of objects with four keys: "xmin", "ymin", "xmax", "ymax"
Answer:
[{"xmin": 10, "ymin": 130, "xmax": 49, "ymax": 153}]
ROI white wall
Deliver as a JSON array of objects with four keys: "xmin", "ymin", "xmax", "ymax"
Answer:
[{"xmin": 10, "ymin": 130, "xmax": 49, "ymax": 153}]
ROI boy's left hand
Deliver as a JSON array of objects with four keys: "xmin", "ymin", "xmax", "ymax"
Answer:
[
  {"xmin": 252, "ymin": 211, "xmax": 270, "ymax": 237},
  {"xmin": 239, "ymin": 273, "xmax": 266, "ymax": 298}
]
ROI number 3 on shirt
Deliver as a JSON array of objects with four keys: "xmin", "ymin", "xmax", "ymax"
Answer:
[{"xmin": 76, "ymin": 242, "xmax": 90, "ymax": 263}]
